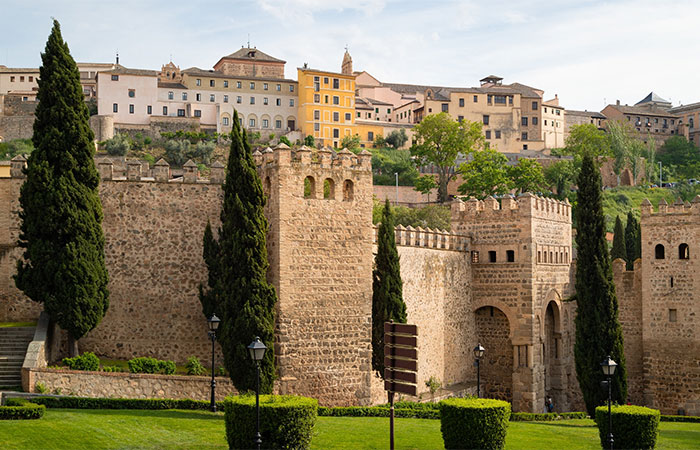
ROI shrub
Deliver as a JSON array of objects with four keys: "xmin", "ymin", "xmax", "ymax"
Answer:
[
  {"xmin": 439, "ymin": 398, "xmax": 511, "ymax": 450},
  {"xmin": 279, "ymin": 136, "xmax": 292, "ymax": 147},
  {"xmin": 34, "ymin": 381, "xmax": 47, "ymax": 394},
  {"xmin": 104, "ymin": 134, "xmax": 131, "ymax": 156},
  {"xmin": 101, "ymin": 365, "xmax": 122, "ymax": 372},
  {"xmin": 425, "ymin": 376, "xmax": 442, "ymax": 394},
  {"xmin": 318, "ymin": 406, "xmax": 439, "ymax": 420},
  {"xmin": 62, "ymin": 352, "xmax": 100, "ymax": 371},
  {"xmin": 193, "ymin": 141, "xmax": 215, "ymax": 165},
  {"xmin": 510, "ymin": 411, "xmax": 587, "ymax": 421},
  {"xmin": 127, "ymin": 357, "xmax": 176, "ymax": 375},
  {"xmin": 0, "ymin": 399, "xmax": 45, "ymax": 420},
  {"xmin": 595, "ymin": 405, "xmax": 659, "ymax": 450},
  {"xmin": 185, "ymin": 356, "xmax": 205, "ymax": 376},
  {"xmin": 661, "ymin": 414, "xmax": 700, "ymax": 423},
  {"xmin": 224, "ymin": 395, "xmax": 317, "ymax": 450},
  {"xmin": 31, "ymin": 396, "xmax": 221, "ymax": 410}
]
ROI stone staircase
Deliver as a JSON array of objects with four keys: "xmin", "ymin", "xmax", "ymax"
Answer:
[{"xmin": 0, "ymin": 327, "xmax": 35, "ymax": 388}]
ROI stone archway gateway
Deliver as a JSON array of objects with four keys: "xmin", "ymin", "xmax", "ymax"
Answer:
[
  {"xmin": 474, "ymin": 305, "xmax": 513, "ymax": 402},
  {"xmin": 544, "ymin": 300, "xmax": 564, "ymax": 411}
]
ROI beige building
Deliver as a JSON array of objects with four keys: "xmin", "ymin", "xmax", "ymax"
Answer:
[
  {"xmin": 542, "ymin": 95, "xmax": 565, "ymax": 149},
  {"xmin": 669, "ymin": 102, "xmax": 700, "ymax": 145},
  {"xmin": 564, "ymin": 109, "xmax": 606, "ymax": 137},
  {"xmin": 602, "ymin": 98, "xmax": 679, "ymax": 146},
  {"xmin": 0, "ymin": 63, "xmax": 116, "ymax": 100}
]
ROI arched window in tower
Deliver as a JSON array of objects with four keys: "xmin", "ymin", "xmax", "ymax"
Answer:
[
  {"xmin": 655, "ymin": 244, "xmax": 665, "ymax": 259},
  {"xmin": 304, "ymin": 176, "xmax": 315, "ymax": 199},
  {"xmin": 323, "ymin": 178, "xmax": 335, "ymax": 200},
  {"xmin": 343, "ymin": 179, "xmax": 354, "ymax": 201},
  {"xmin": 679, "ymin": 243, "xmax": 689, "ymax": 260}
]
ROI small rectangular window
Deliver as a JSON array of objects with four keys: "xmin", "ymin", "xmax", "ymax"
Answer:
[
  {"xmin": 113, "ymin": 103, "xmax": 118, "ymax": 113},
  {"xmin": 224, "ymin": 80, "xmax": 228, "ymax": 88},
  {"xmin": 289, "ymin": 99, "xmax": 294, "ymax": 107},
  {"xmin": 222, "ymin": 116, "xmax": 229, "ymax": 126},
  {"xmin": 483, "ymin": 115, "xmax": 489, "ymax": 125},
  {"xmin": 533, "ymin": 117, "xmax": 538, "ymax": 125},
  {"xmin": 250, "ymin": 96, "xmax": 255, "ymax": 104},
  {"xmin": 522, "ymin": 117, "xmax": 528, "ymax": 126},
  {"xmin": 210, "ymin": 79, "xmax": 215, "ymax": 87},
  {"xmin": 314, "ymin": 94, "xmax": 320, "ymax": 103},
  {"xmin": 249, "ymin": 118, "xmax": 255, "ymax": 127},
  {"xmin": 237, "ymin": 81, "xmax": 242, "ymax": 88},
  {"xmin": 276, "ymin": 120, "xmax": 282, "ymax": 129},
  {"xmin": 485, "ymin": 130, "xmax": 492, "ymax": 139},
  {"xmin": 495, "ymin": 130, "xmax": 501, "ymax": 139},
  {"xmin": 263, "ymin": 83, "xmax": 268, "ymax": 90},
  {"xmin": 263, "ymin": 119, "xmax": 269, "ymax": 128},
  {"xmin": 368, "ymin": 131, "xmax": 374, "ymax": 141},
  {"xmin": 237, "ymin": 96, "xmax": 242, "ymax": 104},
  {"xmin": 471, "ymin": 251, "xmax": 479, "ymax": 263},
  {"xmin": 250, "ymin": 82, "xmax": 255, "ymax": 89},
  {"xmin": 111, "ymin": 74, "xmax": 119, "ymax": 81},
  {"xmin": 333, "ymin": 112, "xmax": 339, "ymax": 122},
  {"xmin": 210, "ymin": 94, "xmax": 215, "ymax": 102},
  {"xmin": 276, "ymin": 84, "xmax": 281, "ymax": 91},
  {"xmin": 441, "ymin": 103, "xmax": 449, "ymax": 112},
  {"xmin": 182, "ymin": 92, "xmax": 188, "ymax": 101},
  {"xmin": 333, "ymin": 96, "xmax": 339, "ymax": 105},
  {"xmin": 196, "ymin": 93, "xmax": 201, "ymax": 102},
  {"xmin": 163, "ymin": 106, "xmax": 168, "ymax": 115},
  {"xmin": 333, "ymin": 78, "xmax": 339, "ymax": 89},
  {"xmin": 177, "ymin": 109, "xmax": 185, "ymax": 117},
  {"xmin": 129, "ymin": 89, "xmax": 136, "ymax": 98},
  {"xmin": 459, "ymin": 98, "xmax": 465, "ymax": 107},
  {"xmin": 522, "ymin": 132, "xmax": 528, "ymax": 140},
  {"xmin": 264, "ymin": 97, "xmax": 269, "ymax": 105},
  {"xmin": 196, "ymin": 79, "xmax": 201, "ymax": 86},
  {"xmin": 669, "ymin": 309, "xmax": 677, "ymax": 322},
  {"xmin": 345, "ymin": 113, "xmax": 351, "ymax": 122},
  {"xmin": 324, "ymin": 77, "xmax": 329, "ymax": 84},
  {"xmin": 167, "ymin": 91, "xmax": 173, "ymax": 100},
  {"xmin": 314, "ymin": 110, "xmax": 320, "ymax": 120},
  {"xmin": 290, "ymin": 85, "xmax": 294, "ymax": 92},
  {"xmin": 223, "ymin": 95, "xmax": 228, "ymax": 103},
  {"xmin": 314, "ymin": 123, "xmax": 320, "ymax": 131},
  {"xmin": 276, "ymin": 98, "xmax": 282, "ymax": 106},
  {"xmin": 458, "ymin": 115, "xmax": 464, "ymax": 122},
  {"xmin": 532, "ymin": 101, "xmax": 538, "ymax": 110},
  {"xmin": 507, "ymin": 250, "xmax": 515, "ymax": 262},
  {"xmin": 147, "ymin": 105, "xmax": 152, "ymax": 114},
  {"xmin": 333, "ymin": 128, "xmax": 339, "ymax": 138},
  {"xmin": 129, "ymin": 104, "xmax": 134, "ymax": 114},
  {"xmin": 489, "ymin": 251, "xmax": 497, "ymax": 263},
  {"xmin": 473, "ymin": 95, "xmax": 478, "ymax": 103},
  {"xmin": 325, "ymin": 95, "xmax": 329, "ymax": 104},
  {"xmin": 194, "ymin": 110, "xmax": 201, "ymax": 117}
]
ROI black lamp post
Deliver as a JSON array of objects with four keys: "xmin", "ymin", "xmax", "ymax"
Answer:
[
  {"xmin": 473, "ymin": 343, "xmax": 485, "ymax": 398},
  {"xmin": 207, "ymin": 314, "xmax": 220, "ymax": 413},
  {"xmin": 601, "ymin": 355, "xmax": 618, "ymax": 450},
  {"xmin": 248, "ymin": 336, "xmax": 267, "ymax": 450}
]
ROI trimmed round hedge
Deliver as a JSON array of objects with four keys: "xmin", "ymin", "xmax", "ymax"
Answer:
[
  {"xmin": 224, "ymin": 395, "xmax": 318, "ymax": 450},
  {"xmin": 439, "ymin": 398, "xmax": 511, "ymax": 450},
  {"xmin": 595, "ymin": 404, "xmax": 660, "ymax": 450},
  {"xmin": 0, "ymin": 398, "xmax": 45, "ymax": 420}
]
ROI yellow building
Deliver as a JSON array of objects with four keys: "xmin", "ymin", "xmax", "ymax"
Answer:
[{"xmin": 298, "ymin": 62, "xmax": 356, "ymax": 148}]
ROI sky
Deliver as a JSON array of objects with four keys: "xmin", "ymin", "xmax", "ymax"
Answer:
[{"xmin": 1, "ymin": 0, "xmax": 699, "ymax": 111}]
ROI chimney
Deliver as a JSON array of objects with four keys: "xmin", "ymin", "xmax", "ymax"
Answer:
[{"xmin": 616, "ymin": 99, "xmax": 620, "ymax": 106}]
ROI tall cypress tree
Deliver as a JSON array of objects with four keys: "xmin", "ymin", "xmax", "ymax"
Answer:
[
  {"xmin": 201, "ymin": 111, "xmax": 277, "ymax": 393},
  {"xmin": 372, "ymin": 199, "xmax": 407, "ymax": 377},
  {"xmin": 574, "ymin": 154, "xmax": 627, "ymax": 416},
  {"xmin": 14, "ymin": 20, "xmax": 109, "ymax": 356},
  {"xmin": 624, "ymin": 211, "xmax": 641, "ymax": 270},
  {"xmin": 610, "ymin": 216, "xmax": 627, "ymax": 263}
]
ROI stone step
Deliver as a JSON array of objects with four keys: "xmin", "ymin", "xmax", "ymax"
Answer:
[
  {"xmin": 0, "ymin": 362, "xmax": 23, "ymax": 369},
  {"xmin": 0, "ymin": 355, "xmax": 25, "ymax": 361}
]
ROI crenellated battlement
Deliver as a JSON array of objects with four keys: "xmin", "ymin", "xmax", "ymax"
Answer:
[
  {"xmin": 253, "ymin": 143, "xmax": 372, "ymax": 172},
  {"xmin": 372, "ymin": 224, "xmax": 469, "ymax": 252},
  {"xmin": 9, "ymin": 155, "xmax": 227, "ymax": 184},
  {"xmin": 640, "ymin": 196, "xmax": 700, "ymax": 217},
  {"xmin": 451, "ymin": 193, "xmax": 572, "ymax": 225}
]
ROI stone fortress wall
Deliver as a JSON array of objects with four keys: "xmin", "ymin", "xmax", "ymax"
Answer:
[{"xmin": 0, "ymin": 146, "xmax": 697, "ymax": 413}]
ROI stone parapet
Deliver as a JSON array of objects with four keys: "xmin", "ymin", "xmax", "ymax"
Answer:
[
  {"xmin": 372, "ymin": 225, "xmax": 469, "ymax": 252},
  {"xmin": 26, "ymin": 368, "xmax": 236, "ymax": 402},
  {"xmin": 451, "ymin": 193, "xmax": 571, "ymax": 224}
]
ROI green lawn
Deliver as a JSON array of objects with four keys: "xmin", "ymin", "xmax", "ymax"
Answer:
[
  {"xmin": 0, "ymin": 321, "xmax": 36, "ymax": 328},
  {"xmin": 0, "ymin": 409, "xmax": 698, "ymax": 449}
]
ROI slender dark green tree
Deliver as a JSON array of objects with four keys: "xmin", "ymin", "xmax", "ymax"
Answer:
[
  {"xmin": 200, "ymin": 111, "xmax": 277, "ymax": 393},
  {"xmin": 574, "ymin": 154, "xmax": 627, "ymax": 416},
  {"xmin": 372, "ymin": 199, "xmax": 407, "ymax": 377},
  {"xmin": 14, "ymin": 20, "xmax": 109, "ymax": 356},
  {"xmin": 610, "ymin": 216, "xmax": 627, "ymax": 263},
  {"xmin": 624, "ymin": 211, "xmax": 641, "ymax": 270}
]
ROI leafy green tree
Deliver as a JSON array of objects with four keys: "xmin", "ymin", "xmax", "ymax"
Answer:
[
  {"xmin": 104, "ymin": 134, "xmax": 131, "ymax": 156},
  {"xmin": 200, "ymin": 111, "xmax": 277, "ymax": 393},
  {"xmin": 371, "ymin": 147, "xmax": 419, "ymax": 186},
  {"xmin": 624, "ymin": 211, "xmax": 641, "ymax": 270},
  {"xmin": 373, "ymin": 134, "xmax": 386, "ymax": 148},
  {"xmin": 457, "ymin": 148, "xmax": 511, "ymax": 199},
  {"xmin": 411, "ymin": 113, "xmax": 484, "ymax": 203},
  {"xmin": 657, "ymin": 136, "xmax": 700, "ymax": 180},
  {"xmin": 341, "ymin": 133, "xmax": 361, "ymax": 151},
  {"xmin": 544, "ymin": 160, "xmax": 575, "ymax": 199},
  {"xmin": 303, "ymin": 135, "xmax": 315, "ymax": 147},
  {"xmin": 574, "ymin": 154, "xmax": 627, "ymax": 416},
  {"xmin": 562, "ymin": 124, "xmax": 612, "ymax": 179},
  {"xmin": 385, "ymin": 129, "xmax": 409, "ymax": 149},
  {"xmin": 610, "ymin": 216, "xmax": 627, "ymax": 262},
  {"xmin": 372, "ymin": 199, "xmax": 407, "ymax": 377},
  {"xmin": 508, "ymin": 158, "xmax": 546, "ymax": 194},
  {"xmin": 0, "ymin": 139, "xmax": 34, "ymax": 159},
  {"xmin": 413, "ymin": 174, "xmax": 437, "ymax": 197},
  {"xmin": 279, "ymin": 135, "xmax": 292, "ymax": 147},
  {"xmin": 14, "ymin": 20, "xmax": 109, "ymax": 356}
]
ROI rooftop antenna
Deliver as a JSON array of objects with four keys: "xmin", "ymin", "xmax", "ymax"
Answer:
[
  {"xmin": 247, "ymin": 34, "xmax": 250, "ymax": 48},
  {"xmin": 116, "ymin": 50, "xmax": 119, "ymax": 65}
]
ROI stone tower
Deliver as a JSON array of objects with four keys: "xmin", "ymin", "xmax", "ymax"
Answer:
[
  {"xmin": 254, "ymin": 145, "xmax": 374, "ymax": 406},
  {"xmin": 341, "ymin": 49, "xmax": 353, "ymax": 75},
  {"xmin": 639, "ymin": 197, "xmax": 700, "ymax": 415},
  {"xmin": 451, "ymin": 194, "xmax": 575, "ymax": 412}
]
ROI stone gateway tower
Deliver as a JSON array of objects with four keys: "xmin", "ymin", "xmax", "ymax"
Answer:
[{"xmin": 254, "ymin": 145, "xmax": 374, "ymax": 405}]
